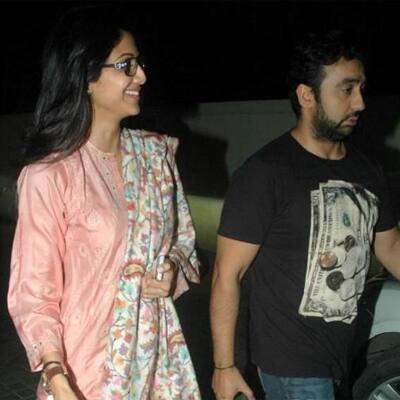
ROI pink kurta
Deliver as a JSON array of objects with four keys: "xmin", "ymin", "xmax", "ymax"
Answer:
[{"xmin": 8, "ymin": 129, "xmax": 199, "ymax": 399}]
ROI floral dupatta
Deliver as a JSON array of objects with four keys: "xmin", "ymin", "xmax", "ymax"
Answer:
[{"xmin": 103, "ymin": 129, "xmax": 201, "ymax": 399}]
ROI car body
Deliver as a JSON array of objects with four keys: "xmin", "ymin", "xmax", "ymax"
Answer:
[{"xmin": 352, "ymin": 260, "xmax": 400, "ymax": 400}]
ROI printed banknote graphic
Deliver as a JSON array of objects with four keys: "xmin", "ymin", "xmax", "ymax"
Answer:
[{"xmin": 299, "ymin": 180, "xmax": 379, "ymax": 324}]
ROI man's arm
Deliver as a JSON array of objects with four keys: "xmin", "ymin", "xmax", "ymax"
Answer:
[
  {"xmin": 210, "ymin": 235, "xmax": 260, "ymax": 400},
  {"xmin": 374, "ymin": 226, "xmax": 400, "ymax": 280}
]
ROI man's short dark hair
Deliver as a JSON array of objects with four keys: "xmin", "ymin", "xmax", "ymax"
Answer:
[{"xmin": 287, "ymin": 30, "xmax": 364, "ymax": 117}]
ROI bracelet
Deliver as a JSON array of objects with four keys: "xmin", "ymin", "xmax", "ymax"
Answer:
[
  {"xmin": 214, "ymin": 364, "xmax": 235, "ymax": 370},
  {"xmin": 43, "ymin": 360, "xmax": 62, "ymax": 370},
  {"xmin": 46, "ymin": 365, "xmax": 68, "ymax": 381},
  {"xmin": 41, "ymin": 363, "xmax": 69, "ymax": 395}
]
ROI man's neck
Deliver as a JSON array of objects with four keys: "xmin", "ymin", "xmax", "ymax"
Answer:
[{"xmin": 291, "ymin": 123, "xmax": 346, "ymax": 161}]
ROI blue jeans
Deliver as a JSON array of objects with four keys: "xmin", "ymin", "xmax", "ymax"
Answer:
[{"xmin": 258, "ymin": 369, "xmax": 335, "ymax": 400}]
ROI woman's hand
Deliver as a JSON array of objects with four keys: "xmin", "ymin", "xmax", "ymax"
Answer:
[
  {"xmin": 141, "ymin": 260, "xmax": 177, "ymax": 298},
  {"xmin": 41, "ymin": 354, "xmax": 78, "ymax": 400},
  {"xmin": 48, "ymin": 374, "xmax": 79, "ymax": 400}
]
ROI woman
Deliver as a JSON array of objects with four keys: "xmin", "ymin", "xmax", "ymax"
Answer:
[{"xmin": 8, "ymin": 5, "xmax": 201, "ymax": 400}]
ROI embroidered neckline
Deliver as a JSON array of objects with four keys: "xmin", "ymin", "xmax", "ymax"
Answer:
[{"xmin": 86, "ymin": 139, "xmax": 118, "ymax": 161}]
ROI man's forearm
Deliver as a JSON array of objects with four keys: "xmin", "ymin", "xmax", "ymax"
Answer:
[
  {"xmin": 210, "ymin": 267, "xmax": 241, "ymax": 368},
  {"xmin": 375, "ymin": 227, "xmax": 400, "ymax": 281}
]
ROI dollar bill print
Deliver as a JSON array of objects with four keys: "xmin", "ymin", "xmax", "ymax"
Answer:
[{"xmin": 299, "ymin": 180, "xmax": 379, "ymax": 324}]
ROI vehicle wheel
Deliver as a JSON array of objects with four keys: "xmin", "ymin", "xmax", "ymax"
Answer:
[{"xmin": 353, "ymin": 354, "xmax": 400, "ymax": 399}]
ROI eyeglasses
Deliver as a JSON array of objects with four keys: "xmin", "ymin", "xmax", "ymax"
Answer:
[{"xmin": 102, "ymin": 55, "xmax": 145, "ymax": 77}]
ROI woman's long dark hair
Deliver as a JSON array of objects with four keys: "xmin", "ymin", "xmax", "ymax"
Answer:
[{"xmin": 23, "ymin": 5, "xmax": 127, "ymax": 165}]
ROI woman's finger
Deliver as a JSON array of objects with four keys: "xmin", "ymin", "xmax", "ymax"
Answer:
[
  {"xmin": 141, "ymin": 287, "xmax": 170, "ymax": 298},
  {"xmin": 142, "ymin": 273, "xmax": 171, "ymax": 298}
]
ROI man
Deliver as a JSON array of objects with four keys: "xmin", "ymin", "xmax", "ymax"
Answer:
[{"xmin": 210, "ymin": 30, "xmax": 400, "ymax": 400}]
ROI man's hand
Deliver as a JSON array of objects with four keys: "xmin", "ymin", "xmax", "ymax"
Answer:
[{"xmin": 212, "ymin": 367, "xmax": 255, "ymax": 400}]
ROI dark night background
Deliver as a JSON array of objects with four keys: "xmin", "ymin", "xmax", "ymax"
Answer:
[
  {"xmin": 1, "ymin": 0, "xmax": 400, "ymax": 114},
  {"xmin": 3, "ymin": 0, "xmax": 400, "ymax": 204}
]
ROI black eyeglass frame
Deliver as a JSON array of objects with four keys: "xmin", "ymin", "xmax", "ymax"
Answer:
[{"xmin": 102, "ymin": 55, "xmax": 145, "ymax": 76}]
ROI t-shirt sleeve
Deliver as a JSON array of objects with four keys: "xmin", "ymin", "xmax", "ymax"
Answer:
[
  {"xmin": 218, "ymin": 157, "xmax": 276, "ymax": 244},
  {"xmin": 375, "ymin": 167, "xmax": 397, "ymax": 232}
]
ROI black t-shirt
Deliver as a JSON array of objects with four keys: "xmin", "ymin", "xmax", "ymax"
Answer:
[{"xmin": 218, "ymin": 132, "xmax": 396, "ymax": 379}]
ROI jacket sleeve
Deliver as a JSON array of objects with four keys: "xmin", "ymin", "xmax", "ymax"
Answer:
[
  {"xmin": 8, "ymin": 163, "xmax": 68, "ymax": 371},
  {"xmin": 165, "ymin": 137, "xmax": 200, "ymax": 300}
]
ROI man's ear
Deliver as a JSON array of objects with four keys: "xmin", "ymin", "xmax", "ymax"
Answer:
[{"xmin": 296, "ymin": 84, "xmax": 316, "ymax": 110}]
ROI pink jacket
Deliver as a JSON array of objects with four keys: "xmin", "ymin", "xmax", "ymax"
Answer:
[{"xmin": 8, "ymin": 130, "xmax": 200, "ymax": 399}]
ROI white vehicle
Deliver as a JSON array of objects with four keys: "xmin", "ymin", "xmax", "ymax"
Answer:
[{"xmin": 352, "ymin": 261, "xmax": 400, "ymax": 400}]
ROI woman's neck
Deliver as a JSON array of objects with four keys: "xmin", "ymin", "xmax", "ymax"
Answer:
[{"xmin": 88, "ymin": 119, "xmax": 122, "ymax": 154}]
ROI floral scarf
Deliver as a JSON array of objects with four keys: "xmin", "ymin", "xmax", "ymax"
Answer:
[{"xmin": 103, "ymin": 129, "xmax": 201, "ymax": 399}]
